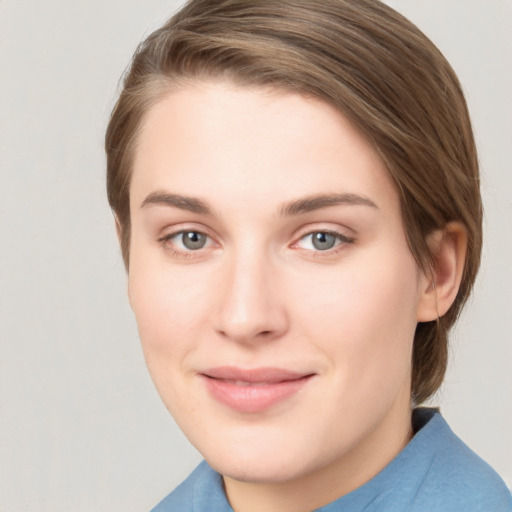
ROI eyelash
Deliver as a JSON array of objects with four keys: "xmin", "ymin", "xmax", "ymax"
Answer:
[
  {"xmin": 158, "ymin": 229, "xmax": 355, "ymax": 259},
  {"xmin": 158, "ymin": 230, "xmax": 213, "ymax": 259},
  {"xmin": 292, "ymin": 230, "xmax": 355, "ymax": 257}
]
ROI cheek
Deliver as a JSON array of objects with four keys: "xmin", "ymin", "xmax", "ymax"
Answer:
[
  {"xmin": 128, "ymin": 257, "xmax": 207, "ymax": 361},
  {"xmin": 291, "ymin": 248, "xmax": 419, "ymax": 381},
  {"xmin": 128, "ymin": 262, "xmax": 209, "ymax": 412}
]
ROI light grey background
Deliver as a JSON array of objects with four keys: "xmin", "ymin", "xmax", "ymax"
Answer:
[{"xmin": 0, "ymin": 1, "xmax": 510, "ymax": 510}]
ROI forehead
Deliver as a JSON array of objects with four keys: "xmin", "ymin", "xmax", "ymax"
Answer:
[{"xmin": 130, "ymin": 81, "xmax": 398, "ymax": 215}]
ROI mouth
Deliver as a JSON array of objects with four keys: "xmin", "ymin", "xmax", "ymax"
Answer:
[{"xmin": 200, "ymin": 367, "xmax": 315, "ymax": 413}]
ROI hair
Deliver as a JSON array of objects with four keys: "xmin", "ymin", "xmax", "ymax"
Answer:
[{"xmin": 105, "ymin": 0, "xmax": 482, "ymax": 404}]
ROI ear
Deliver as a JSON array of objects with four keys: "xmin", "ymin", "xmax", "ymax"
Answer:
[
  {"xmin": 113, "ymin": 214, "xmax": 132, "ymax": 302},
  {"xmin": 114, "ymin": 214, "xmax": 123, "ymax": 243},
  {"xmin": 416, "ymin": 222, "xmax": 468, "ymax": 322}
]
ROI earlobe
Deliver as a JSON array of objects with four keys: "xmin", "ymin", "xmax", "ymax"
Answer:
[
  {"xmin": 127, "ymin": 279, "xmax": 133, "ymax": 309},
  {"xmin": 113, "ymin": 214, "xmax": 133, "ymax": 306},
  {"xmin": 416, "ymin": 222, "xmax": 468, "ymax": 322},
  {"xmin": 114, "ymin": 214, "xmax": 123, "ymax": 243}
]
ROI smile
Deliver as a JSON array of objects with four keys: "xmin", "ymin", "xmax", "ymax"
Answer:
[{"xmin": 200, "ymin": 367, "xmax": 315, "ymax": 413}]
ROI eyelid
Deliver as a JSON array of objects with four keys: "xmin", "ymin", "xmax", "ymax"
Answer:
[
  {"xmin": 158, "ymin": 222, "xmax": 215, "ymax": 241},
  {"xmin": 291, "ymin": 222, "xmax": 355, "ymax": 242}
]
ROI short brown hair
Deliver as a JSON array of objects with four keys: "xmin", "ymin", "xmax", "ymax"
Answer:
[{"xmin": 105, "ymin": 0, "xmax": 482, "ymax": 403}]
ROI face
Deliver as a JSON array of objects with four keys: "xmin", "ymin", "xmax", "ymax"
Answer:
[{"xmin": 128, "ymin": 82, "xmax": 428, "ymax": 489}]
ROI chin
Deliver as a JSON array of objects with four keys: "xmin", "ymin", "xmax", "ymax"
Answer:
[
  {"xmin": 197, "ymin": 427, "xmax": 333, "ymax": 485},
  {"xmin": 202, "ymin": 442, "xmax": 287, "ymax": 482},
  {"xmin": 210, "ymin": 455, "xmax": 310, "ymax": 484}
]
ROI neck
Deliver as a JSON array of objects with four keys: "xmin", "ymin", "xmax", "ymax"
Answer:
[{"xmin": 223, "ymin": 400, "xmax": 413, "ymax": 512}]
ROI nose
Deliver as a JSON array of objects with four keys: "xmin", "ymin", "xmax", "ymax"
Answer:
[{"xmin": 213, "ymin": 250, "xmax": 289, "ymax": 345}]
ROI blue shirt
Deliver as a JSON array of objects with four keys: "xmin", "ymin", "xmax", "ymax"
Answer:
[{"xmin": 152, "ymin": 408, "xmax": 512, "ymax": 511}]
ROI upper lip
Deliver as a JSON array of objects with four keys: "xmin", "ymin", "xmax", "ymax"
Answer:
[{"xmin": 201, "ymin": 366, "xmax": 313, "ymax": 384}]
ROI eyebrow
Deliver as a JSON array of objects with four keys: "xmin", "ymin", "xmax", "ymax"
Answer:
[
  {"xmin": 279, "ymin": 193, "xmax": 379, "ymax": 216},
  {"xmin": 140, "ymin": 191, "xmax": 378, "ymax": 216},
  {"xmin": 141, "ymin": 191, "xmax": 212, "ymax": 215}
]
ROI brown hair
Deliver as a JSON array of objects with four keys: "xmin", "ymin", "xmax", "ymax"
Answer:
[{"xmin": 105, "ymin": 0, "xmax": 482, "ymax": 403}]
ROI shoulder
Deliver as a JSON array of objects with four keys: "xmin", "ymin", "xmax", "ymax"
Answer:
[
  {"xmin": 409, "ymin": 410, "xmax": 511, "ymax": 511},
  {"xmin": 150, "ymin": 462, "xmax": 205, "ymax": 512},
  {"xmin": 150, "ymin": 460, "xmax": 231, "ymax": 512}
]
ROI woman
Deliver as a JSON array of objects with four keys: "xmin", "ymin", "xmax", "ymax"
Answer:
[{"xmin": 105, "ymin": 0, "xmax": 511, "ymax": 510}]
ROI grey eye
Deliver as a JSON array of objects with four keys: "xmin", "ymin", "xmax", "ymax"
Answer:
[
  {"xmin": 181, "ymin": 231, "xmax": 207, "ymax": 250},
  {"xmin": 311, "ymin": 232, "xmax": 337, "ymax": 250}
]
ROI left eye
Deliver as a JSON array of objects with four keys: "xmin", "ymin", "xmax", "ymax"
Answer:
[{"xmin": 296, "ymin": 231, "xmax": 348, "ymax": 251}]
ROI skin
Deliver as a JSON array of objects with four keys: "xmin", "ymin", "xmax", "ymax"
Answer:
[{"xmin": 126, "ymin": 81, "xmax": 465, "ymax": 512}]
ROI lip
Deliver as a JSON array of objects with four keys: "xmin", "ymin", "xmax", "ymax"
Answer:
[{"xmin": 200, "ymin": 367, "xmax": 314, "ymax": 413}]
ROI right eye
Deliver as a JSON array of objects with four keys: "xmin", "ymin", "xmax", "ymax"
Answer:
[{"xmin": 159, "ymin": 230, "xmax": 213, "ymax": 253}]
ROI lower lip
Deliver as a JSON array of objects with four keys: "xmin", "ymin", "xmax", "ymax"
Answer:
[{"xmin": 202, "ymin": 375, "xmax": 312, "ymax": 413}]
